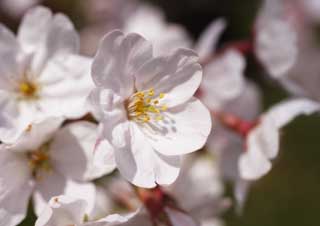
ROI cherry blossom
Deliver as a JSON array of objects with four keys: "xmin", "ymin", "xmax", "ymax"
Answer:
[
  {"xmin": 0, "ymin": 118, "xmax": 114, "ymax": 226},
  {"xmin": 90, "ymin": 30, "xmax": 211, "ymax": 188},
  {"xmin": 35, "ymin": 195, "xmax": 138, "ymax": 226},
  {"xmin": 255, "ymin": 0, "xmax": 298, "ymax": 78},
  {"xmin": 0, "ymin": 6, "xmax": 93, "ymax": 143},
  {"xmin": 239, "ymin": 98, "xmax": 320, "ymax": 179},
  {"xmin": 0, "ymin": 0, "xmax": 42, "ymax": 17}
]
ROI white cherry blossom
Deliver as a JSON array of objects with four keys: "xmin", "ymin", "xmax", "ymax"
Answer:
[
  {"xmin": 0, "ymin": 0, "xmax": 42, "ymax": 17},
  {"xmin": 90, "ymin": 30, "xmax": 211, "ymax": 188},
  {"xmin": 123, "ymin": 4, "xmax": 192, "ymax": 56},
  {"xmin": 0, "ymin": 118, "xmax": 114, "ymax": 226},
  {"xmin": 206, "ymin": 81, "xmax": 262, "ymax": 210},
  {"xmin": 300, "ymin": 0, "xmax": 320, "ymax": 22},
  {"xmin": 35, "ymin": 195, "xmax": 138, "ymax": 226},
  {"xmin": 0, "ymin": 6, "xmax": 93, "ymax": 143},
  {"xmin": 196, "ymin": 19, "xmax": 246, "ymax": 111},
  {"xmin": 167, "ymin": 156, "xmax": 230, "ymax": 226},
  {"xmin": 240, "ymin": 98, "xmax": 320, "ymax": 179},
  {"xmin": 255, "ymin": 0, "xmax": 298, "ymax": 78}
]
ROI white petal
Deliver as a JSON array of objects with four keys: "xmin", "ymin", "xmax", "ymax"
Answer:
[
  {"xmin": 114, "ymin": 122, "xmax": 181, "ymax": 188},
  {"xmin": 33, "ymin": 171, "xmax": 96, "ymax": 216},
  {"xmin": 135, "ymin": 48, "xmax": 202, "ymax": 107},
  {"xmin": 51, "ymin": 121, "xmax": 115, "ymax": 181},
  {"xmin": 195, "ymin": 19, "xmax": 227, "ymax": 59},
  {"xmin": 17, "ymin": 6, "xmax": 52, "ymax": 53},
  {"xmin": 63, "ymin": 181, "xmax": 96, "ymax": 216},
  {"xmin": 263, "ymin": 98, "xmax": 320, "ymax": 129},
  {"xmin": 238, "ymin": 143, "xmax": 272, "ymax": 180},
  {"xmin": 3, "ymin": 117, "xmax": 63, "ymax": 152},
  {"xmin": 246, "ymin": 98, "xmax": 320, "ymax": 161},
  {"xmin": 234, "ymin": 179, "xmax": 251, "ymax": 214},
  {"xmin": 0, "ymin": 0, "xmax": 40, "ymax": 17},
  {"xmin": 92, "ymin": 139, "xmax": 116, "ymax": 178},
  {"xmin": 94, "ymin": 209, "xmax": 140, "ymax": 225},
  {"xmin": 143, "ymin": 98, "xmax": 211, "ymax": 156},
  {"xmin": 124, "ymin": 4, "xmax": 191, "ymax": 56},
  {"xmin": 0, "ymin": 94, "xmax": 28, "ymax": 143},
  {"xmin": 37, "ymin": 55, "xmax": 93, "ymax": 119},
  {"xmin": 0, "ymin": 148, "xmax": 33, "ymax": 226},
  {"xmin": 200, "ymin": 50, "xmax": 246, "ymax": 110},
  {"xmin": 302, "ymin": 0, "xmax": 320, "ymax": 22},
  {"xmin": 165, "ymin": 207, "xmax": 199, "ymax": 226},
  {"xmin": 221, "ymin": 81, "xmax": 262, "ymax": 120},
  {"xmin": 255, "ymin": 0, "xmax": 297, "ymax": 78},
  {"xmin": 88, "ymin": 88, "xmax": 126, "ymax": 122},
  {"xmin": 89, "ymin": 185, "xmax": 113, "ymax": 220},
  {"xmin": 33, "ymin": 171, "xmax": 68, "ymax": 216},
  {"xmin": 0, "ymin": 24, "xmax": 23, "ymax": 91},
  {"xmin": 102, "ymin": 211, "xmax": 152, "ymax": 226},
  {"xmin": 30, "ymin": 12, "xmax": 79, "ymax": 74},
  {"xmin": 35, "ymin": 195, "xmax": 87, "ymax": 226},
  {"xmin": 168, "ymin": 156, "xmax": 227, "ymax": 220},
  {"xmin": 92, "ymin": 30, "xmax": 152, "ymax": 98},
  {"xmin": 239, "ymin": 104, "xmax": 292, "ymax": 180}
]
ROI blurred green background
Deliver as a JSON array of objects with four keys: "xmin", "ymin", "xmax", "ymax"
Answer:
[{"xmin": 1, "ymin": 0, "xmax": 319, "ymax": 226}]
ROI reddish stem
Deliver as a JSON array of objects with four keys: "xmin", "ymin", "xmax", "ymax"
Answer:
[{"xmin": 212, "ymin": 111, "xmax": 258, "ymax": 137}]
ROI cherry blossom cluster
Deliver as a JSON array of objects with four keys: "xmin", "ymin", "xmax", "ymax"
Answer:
[{"xmin": 0, "ymin": 0, "xmax": 319, "ymax": 226}]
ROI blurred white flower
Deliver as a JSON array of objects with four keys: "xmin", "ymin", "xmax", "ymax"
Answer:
[
  {"xmin": 200, "ymin": 50, "xmax": 246, "ymax": 110},
  {"xmin": 0, "ymin": 0, "xmax": 42, "ymax": 18},
  {"xmin": 195, "ymin": 19, "xmax": 227, "ymax": 61},
  {"xmin": 81, "ymin": 2, "xmax": 191, "ymax": 56},
  {"xmin": 206, "ymin": 81, "xmax": 262, "ymax": 210},
  {"xmin": 0, "ymin": 6, "xmax": 93, "ymax": 143},
  {"xmin": 90, "ymin": 30, "xmax": 211, "ymax": 188},
  {"xmin": 195, "ymin": 19, "xmax": 246, "ymax": 111},
  {"xmin": 278, "ymin": 17, "xmax": 320, "ymax": 103},
  {"xmin": 123, "ymin": 4, "xmax": 192, "ymax": 56},
  {"xmin": 239, "ymin": 98, "xmax": 320, "ymax": 179},
  {"xmin": 299, "ymin": 0, "xmax": 320, "ymax": 22},
  {"xmin": 95, "ymin": 156, "xmax": 229, "ymax": 226},
  {"xmin": 255, "ymin": 0, "xmax": 298, "ymax": 78},
  {"xmin": 167, "ymin": 156, "xmax": 230, "ymax": 226},
  {"xmin": 0, "ymin": 118, "xmax": 114, "ymax": 226},
  {"xmin": 35, "ymin": 195, "xmax": 138, "ymax": 226},
  {"xmin": 194, "ymin": 18, "xmax": 250, "ymax": 210},
  {"xmin": 80, "ymin": 0, "xmax": 137, "ymax": 55}
]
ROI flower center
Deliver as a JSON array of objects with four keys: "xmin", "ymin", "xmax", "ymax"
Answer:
[
  {"xmin": 27, "ymin": 142, "xmax": 52, "ymax": 179},
  {"xmin": 127, "ymin": 88, "xmax": 167, "ymax": 123},
  {"xmin": 18, "ymin": 81, "xmax": 39, "ymax": 99}
]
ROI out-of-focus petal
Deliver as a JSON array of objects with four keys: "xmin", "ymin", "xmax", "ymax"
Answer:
[
  {"xmin": 195, "ymin": 19, "xmax": 227, "ymax": 59},
  {"xmin": 255, "ymin": 0, "xmax": 297, "ymax": 78},
  {"xmin": 124, "ymin": 4, "xmax": 192, "ymax": 56},
  {"xmin": 201, "ymin": 50, "xmax": 246, "ymax": 110}
]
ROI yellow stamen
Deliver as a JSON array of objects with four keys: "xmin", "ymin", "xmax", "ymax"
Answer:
[
  {"xmin": 148, "ymin": 88, "xmax": 154, "ymax": 96},
  {"xmin": 159, "ymin": 93, "xmax": 165, "ymax": 99},
  {"xmin": 127, "ymin": 89, "xmax": 168, "ymax": 123}
]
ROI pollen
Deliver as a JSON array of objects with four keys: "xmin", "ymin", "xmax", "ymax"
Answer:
[
  {"xmin": 127, "ymin": 88, "xmax": 167, "ymax": 123},
  {"xmin": 18, "ymin": 81, "xmax": 39, "ymax": 99}
]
